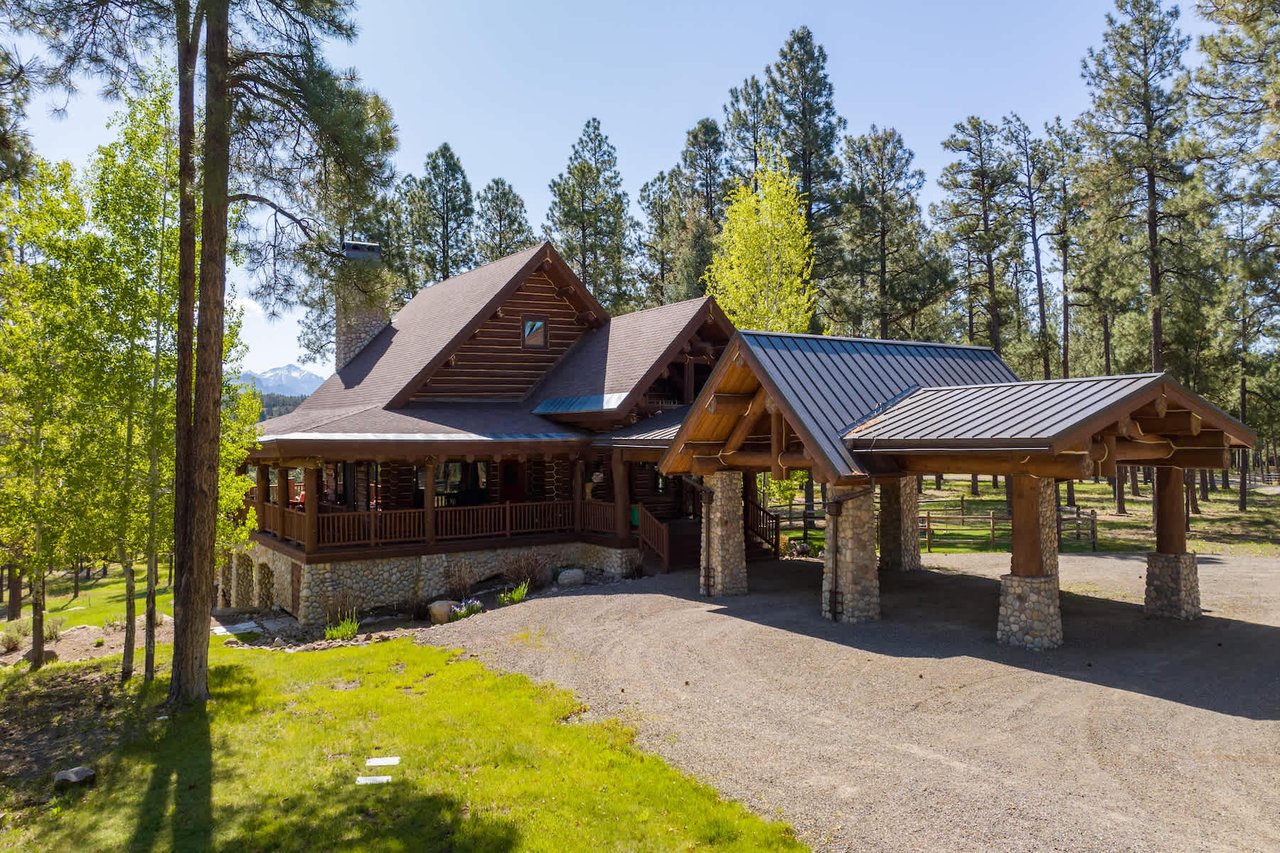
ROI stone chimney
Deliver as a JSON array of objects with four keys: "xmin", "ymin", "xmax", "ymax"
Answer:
[{"xmin": 335, "ymin": 241, "xmax": 390, "ymax": 371}]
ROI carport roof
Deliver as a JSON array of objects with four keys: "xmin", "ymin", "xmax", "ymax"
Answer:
[{"xmin": 845, "ymin": 373, "xmax": 1255, "ymax": 453}]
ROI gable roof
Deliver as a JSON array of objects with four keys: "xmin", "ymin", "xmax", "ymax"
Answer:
[
  {"xmin": 531, "ymin": 297, "xmax": 730, "ymax": 416},
  {"xmin": 261, "ymin": 242, "xmax": 604, "ymax": 437},
  {"xmin": 845, "ymin": 373, "xmax": 1256, "ymax": 452},
  {"xmin": 732, "ymin": 332, "xmax": 1019, "ymax": 480}
]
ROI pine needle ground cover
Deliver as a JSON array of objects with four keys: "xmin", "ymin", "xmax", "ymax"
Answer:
[{"xmin": 0, "ymin": 638, "xmax": 801, "ymax": 851}]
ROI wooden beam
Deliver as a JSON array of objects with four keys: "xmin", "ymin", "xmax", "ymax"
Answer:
[
  {"xmin": 893, "ymin": 453, "xmax": 1092, "ymax": 480},
  {"xmin": 706, "ymin": 392, "xmax": 755, "ymax": 417},
  {"xmin": 1009, "ymin": 475, "xmax": 1046, "ymax": 578},
  {"xmin": 1098, "ymin": 415, "xmax": 1134, "ymax": 439},
  {"xmin": 424, "ymin": 459, "xmax": 437, "ymax": 545},
  {"xmin": 1155, "ymin": 466, "xmax": 1186, "ymax": 554},
  {"xmin": 1134, "ymin": 410, "xmax": 1202, "ymax": 436},
  {"xmin": 723, "ymin": 387, "xmax": 769, "ymax": 453},
  {"xmin": 1113, "ymin": 438, "xmax": 1175, "ymax": 460},
  {"xmin": 690, "ymin": 451, "xmax": 809, "ymax": 475},
  {"xmin": 1134, "ymin": 394, "xmax": 1169, "ymax": 419},
  {"xmin": 1160, "ymin": 448, "xmax": 1231, "ymax": 469},
  {"xmin": 1099, "ymin": 435, "xmax": 1118, "ymax": 478}
]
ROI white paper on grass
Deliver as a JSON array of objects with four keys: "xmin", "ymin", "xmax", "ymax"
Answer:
[
  {"xmin": 355, "ymin": 776, "xmax": 392, "ymax": 785},
  {"xmin": 365, "ymin": 757, "xmax": 400, "ymax": 767}
]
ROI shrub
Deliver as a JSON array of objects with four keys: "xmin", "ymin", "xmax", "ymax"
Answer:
[
  {"xmin": 498, "ymin": 552, "xmax": 552, "ymax": 590},
  {"xmin": 324, "ymin": 611, "xmax": 360, "ymax": 642},
  {"xmin": 13, "ymin": 618, "xmax": 31, "ymax": 638},
  {"xmin": 325, "ymin": 590, "xmax": 359, "ymax": 626},
  {"xmin": 498, "ymin": 581, "xmax": 530, "ymax": 607},
  {"xmin": 448, "ymin": 598, "xmax": 483, "ymax": 622},
  {"xmin": 1, "ymin": 631, "xmax": 20, "ymax": 654},
  {"xmin": 43, "ymin": 617, "xmax": 64, "ymax": 643},
  {"xmin": 93, "ymin": 637, "xmax": 105, "ymax": 648},
  {"xmin": 441, "ymin": 563, "xmax": 471, "ymax": 600}
]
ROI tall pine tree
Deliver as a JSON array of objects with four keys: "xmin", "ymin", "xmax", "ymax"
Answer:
[
  {"xmin": 474, "ymin": 177, "xmax": 534, "ymax": 264},
  {"xmin": 420, "ymin": 142, "xmax": 474, "ymax": 280},
  {"xmin": 545, "ymin": 118, "xmax": 636, "ymax": 310}
]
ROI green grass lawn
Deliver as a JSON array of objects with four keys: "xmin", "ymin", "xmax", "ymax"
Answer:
[
  {"xmin": 0, "ymin": 638, "xmax": 802, "ymax": 852},
  {"xmin": 775, "ymin": 476, "xmax": 1279, "ymax": 557},
  {"xmin": 8, "ymin": 565, "xmax": 173, "ymax": 631}
]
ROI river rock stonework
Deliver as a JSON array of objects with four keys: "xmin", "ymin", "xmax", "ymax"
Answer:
[
  {"xmin": 823, "ymin": 485, "xmax": 878, "ymax": 623},
  {"xmin": 997, "ymin": 574, "xmax": 1063, "ymax": 650},
  {"xmin": 242, "ymin": 539, "xmax": 641, "ymax": 626},
  {"xmin": 1037, "ymin": 478, "xmax": 1060, "ymax": 578},
  {"xmin": 232, "ymin": 552, "xmax": 255, "ymax": 609},
  {"xmin": 700, "ymin": 471, "xmax": 747, "ymax": 596},
  {"xmin": 878, "ymin": 476, "xmax": 921, "ymax": 572},
  {"xmin": 1144, "ymin": 552, "xmax": 1200, "ymax": 619}
]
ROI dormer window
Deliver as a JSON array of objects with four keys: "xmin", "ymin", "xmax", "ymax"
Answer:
[{"xmin": 522, "ymin": 315, "xmax": 547, "ymax": 349}]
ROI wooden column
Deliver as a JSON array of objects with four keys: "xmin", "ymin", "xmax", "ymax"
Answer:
[
  {"xmin": 255, "ymin": 465, "xmax": 268, "ymax": 532},
  {"xmin": 1009, "ymin": 475, "xmax": 1045, "ymax": 578},
  {"xmin": 303, "ymin": 466, "xmax": 319, "ymax": 553},
  {"xmin": 572, "ymin": 457, "xmax": 584, "ymax": 532},
  {"xmin": 611, "ymin": 449, "xmax": 630, "ymax": 539},
  {"xmin": 424, "ymin": 458, "xmax": 437, "ymax": 545},
  {"xmin": 1155, "ymin": 466, "xmax": 1187, "ymax": 554},
  {"xmin": 275, "ymin": 466, "xmax": 289, "ymax": 536}
]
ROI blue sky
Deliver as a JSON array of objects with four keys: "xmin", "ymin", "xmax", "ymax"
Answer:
[{"xmin": 23, "ymin": 0, "xmax": 1211, "ymax": 373}]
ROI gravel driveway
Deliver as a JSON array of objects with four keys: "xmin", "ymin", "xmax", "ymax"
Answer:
[{"xmin": 424, "ymin": 553, "xmax": 1280, "ymax": 851}]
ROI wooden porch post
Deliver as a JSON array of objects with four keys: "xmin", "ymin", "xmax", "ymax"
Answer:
[
  {"xmin": 611, "ymin": 449, "xmax": 629, "ymax": 540},
  {"xmin": 572, "ymin": 457, "xmax": 584, "ymax": 532},
  {"xmin": 275, "ymin": 466, "xmax": 289, "ymax": 536},
  {"xmin": 1154, "ymin": 466, "xmax": 1186, "ymax": 554},
  {"xmin": 1009, "ymin": 475, "xmax": 1045, "ymax": 577},
  {"xmin": 255, "ymin": 464, "xmax": 268, "ymax": 532},
  {"xmin": 424, "ymin": 458, "xmax": 437, "ymax": 545},
  {"xmin": 303, "ymin": 466, "xmax": 319, "ymax": 553}
]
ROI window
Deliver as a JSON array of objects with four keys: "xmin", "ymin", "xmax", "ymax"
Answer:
[{"xmin": 522, "ymin": 315, "xmax": 547, "ymax": 349}]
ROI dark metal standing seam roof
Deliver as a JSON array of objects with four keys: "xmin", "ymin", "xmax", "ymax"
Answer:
[
  {"xmin": 844, "ymin": 374, "xmax": 1165, "ymax": 451},
  {"xmin": 739, "ymin": 332, "xmax": 1019, "ymax": 478}
]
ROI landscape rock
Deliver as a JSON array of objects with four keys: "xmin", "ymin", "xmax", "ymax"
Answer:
[
  {"xmin": 52, "ymin": 766, "xmax": 95, "ymax": 791},
  {"xmin": 428, "ymin": 600, "xmax": 459, "ymax": 624},
  {"xmin": 557, "ymin": 568, "xmax": 585, "ymax": 588},
  {"xmin": 24, "ymin": 648, "xmax": 58, "ymax": 664},
  {"xmin": 271, "ymin": 637, "xmax": 285, "ymax": 648}
]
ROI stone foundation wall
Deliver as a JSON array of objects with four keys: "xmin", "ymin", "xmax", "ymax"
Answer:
[
  {"xmin": 878, "ymin": 476, "xmax": 921, "ymax": 572},
  {"xmin": 217, "ymin": 557, "xmax": 233, "ymax": 608},
  {"xmin": 997, "ymin": 574, "xmax": 1063, "ymax": 650},
  {"xmin": 232, "ymin": 553, "xmax": 255, "ymax": 609},
  {"xmin": 701, "ymin": 471, "xmax": 746, "ymax": 596},
  {"xmin": 823, "ymin": 485, "xmax": 879, "ymax": 623},
  {"xmin": 1144, "ymin": 552, "xmax": 1200, "ymax": 619},
  {"xmin": 242, "ymin": 539, "xmax": 641, "ymax": 626}
]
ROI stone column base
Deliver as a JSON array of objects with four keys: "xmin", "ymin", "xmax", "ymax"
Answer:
[
  {"xmin": 702, "ymin": 471, "xmax": 747, "ymax": 596},
  {"xmin": 997, "ymin": 574, "xmax": 1063, "ymax": 650},
  {"xmin": 1144, "ymin": 552, "xmax": 1200, "ymax": 619},
  {"xmin": 823, "ymin": 485, "xmax": 879, "ymax": 623},
  {"xmin": 822, "ymin": 574, "xmax": 880, "ymax": 623}
]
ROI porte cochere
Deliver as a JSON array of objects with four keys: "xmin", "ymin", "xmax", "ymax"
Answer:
[{"xmin": 232, "ymin": 241, "xmax": 1254, "ymax": 648}]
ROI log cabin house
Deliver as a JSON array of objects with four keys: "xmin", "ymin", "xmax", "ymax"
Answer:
[{"xmin": 232, "ymin": 240, "xmax": 1255, "ymax": 649}]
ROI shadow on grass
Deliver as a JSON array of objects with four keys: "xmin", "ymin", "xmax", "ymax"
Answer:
[
  {"xmin": 640, "ymin": 558, "xmax": 1280, "ymax": 721},
  {"xmin": 117, "ymin": 662, "xmax": 518, "ymax": 853}
]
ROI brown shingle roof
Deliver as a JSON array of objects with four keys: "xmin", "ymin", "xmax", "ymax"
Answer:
[
  {"xmin": 531, "ymin": 297, "xmax": 724, "ymax": 415},
  {"xmin": 263, "ymin": 243, "xmax": 559, "ymax": 437}
]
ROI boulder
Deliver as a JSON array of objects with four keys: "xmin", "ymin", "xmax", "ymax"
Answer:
[
  {"xmin": 23, "ymin": 648, "xmax": 58, "ymax": 665},
  {"xmin": 428, "ymin": 600, "xmax": 459, "ymax": 625},
  {"xmin": 53, "ymin": 766, "xmax": 95, "ymax": 791},
  {"xmin": 271, "ymin": 637, "xmax": 285, "ymax": 648},
  {"xmin": 557, "ymin": 568, "xmax": 585, "ymax": 588}
]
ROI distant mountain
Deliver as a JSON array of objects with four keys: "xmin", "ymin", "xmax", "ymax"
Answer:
[{"xmin": 239, "ymin": 363, "xmax": 325, "ymax": 396}]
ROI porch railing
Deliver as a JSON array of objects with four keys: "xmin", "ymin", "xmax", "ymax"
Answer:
[
  {"xmin": 637, "ymin": 504, "xmax": 670, "ymax": 571},
  {"xmin": 258, "ymin": 498, "xmax": 637, "ymax": 552},
  {"xmin": 580, "ymin": 500, "xmax": 615, "ymax": 536},
  {"xmin": 744, "ymin": 498, "xmax": 781, "ymax": 557}
]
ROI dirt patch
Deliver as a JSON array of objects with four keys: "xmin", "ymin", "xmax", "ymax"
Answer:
[{"xmin": 0, "ymin": 616, "xmax": 174, "ymax": 668}]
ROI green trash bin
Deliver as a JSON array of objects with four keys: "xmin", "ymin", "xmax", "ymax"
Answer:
[{"xmin": 630, "ymin": 505, "xmax": 639, "ymax": 528}]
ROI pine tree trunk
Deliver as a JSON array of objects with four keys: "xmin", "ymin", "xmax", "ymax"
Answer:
[
  {"xmin": 1198, "ymin": 469, "xmax": 1209, "ymax": 503},
  {"xmin": 1208, "ymin": 469, "xmax": 1217, "ymax": 491},
  {"xmin": 170, "ymin": 0, "xmax": 200, "ymax": 697},
  {"xmin": 1186, "ymin": 469, "xmax": 1200, "ymax": 515},
  {"xmin": 120, "ymin": 551, "xmax": 135, "ymax": 681},
  {"xmin": 171, "ymin": 0, "xmax": 230, "ymax": 705},
  {"xmin": 1114, "ymin": 473, "xmax": 1127, "ymax": 515},
  {"xmin": 1146, "ymin": 166, "xmax": 1163, "ymax": 373},
  {"xmin": 1129, "ymin": 466, "xmax": 1140, "ymax": 497},
  {"xmin": 970, "ymin": 474, "xmax": 979, "ymax": 497},
  {"xmin": 29, "ymin": 572, "xmax": 44, "ymax": 671}
]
